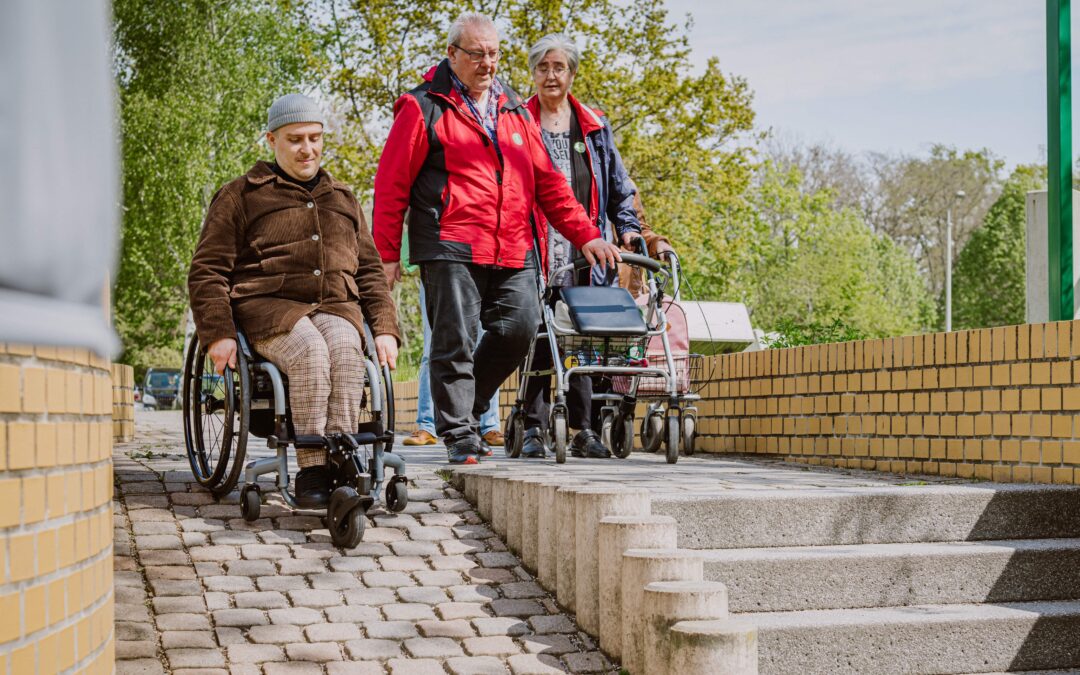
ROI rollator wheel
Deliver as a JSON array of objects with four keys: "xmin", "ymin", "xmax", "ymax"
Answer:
[
  {"xmin": 682, "ymin": 413, "xmax": 697, "ymax": 456},
  {"xmin": 641, "ymin": 408, "xmax": 664, "ymax": 453},
  {"xmin": 386, "ymin": 479, "xmax": 409, "ymax": 513},
  {"xmin": 664, "ymin": 412, "xmax": 680, "ymax": 464},
  {"xmin": 552, "ymin": 410, "xmax": 569, "ymax": 464},
  {"xmin": 505, "ymin": 408, "xmax": 525, "ymax": 458},
  {"xmin": 182, "ymin": 335, "xmax": 249, "ymax": 498},
  {"xmin": 613, "ymin": 414, "xmax": 635, "ymax": 459},
  {"xmin": 329, "ymin": 487, "xmax": 367, "ymax": 548},
  {"xmin": 240, "ymin": 485, "xmax": 261, "ymax": 522}
]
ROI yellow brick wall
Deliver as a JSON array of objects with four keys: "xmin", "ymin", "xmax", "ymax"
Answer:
[
  {"xmin": 111, "ymin": 364, "xmax": 134, "ymax": 443},
  {"xmin": 0, "ymin": 344, "xmax": 115, "ymax": 674},
  {"xmin": 394, "ymin": 320, "xmax": 1080, "ymax": 484}
]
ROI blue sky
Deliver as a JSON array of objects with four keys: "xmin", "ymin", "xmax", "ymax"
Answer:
[{"xmin": 661, "ymin": 0, "xmax": 1046, "ymax": 167}]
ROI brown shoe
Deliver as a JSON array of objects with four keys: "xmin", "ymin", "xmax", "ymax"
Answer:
[
  {"xmin": 404, "ymin": 429, "xmax": 438, "ymax": 446},
  {"xmin": 482, "ymin": 430, "xmax": 505, "ymax": 447}
]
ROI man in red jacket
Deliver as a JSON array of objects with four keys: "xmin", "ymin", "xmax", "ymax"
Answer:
[{"xmin": 374, "ymin": 12, "xmax": 620, "ymax": 464}]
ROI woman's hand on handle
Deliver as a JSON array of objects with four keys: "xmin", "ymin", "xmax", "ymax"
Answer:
[{"xmin": 580, "ymin": 238, "xmax": 622, "ymax": 270}]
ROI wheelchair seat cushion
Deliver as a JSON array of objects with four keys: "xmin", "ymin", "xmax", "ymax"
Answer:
[{"xmin": 558, "ymin": 286, "xmax": 649, "ymax": 337}]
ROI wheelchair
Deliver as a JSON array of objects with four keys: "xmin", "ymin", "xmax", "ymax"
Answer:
[{"xmin": 181, "ymin": 322, "xmax": 408, "ymax": 548}]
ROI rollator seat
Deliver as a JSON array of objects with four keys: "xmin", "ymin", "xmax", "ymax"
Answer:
[{"xmin": 558, "ymin": 286, "xmax": 649, "ymax": 337}]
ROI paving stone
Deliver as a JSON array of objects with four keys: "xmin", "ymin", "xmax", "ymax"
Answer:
[
  {"xmin": 442, "ymin": 539, "xmax": 484, "ymax": 555},
  {"xmin": 415, "ymin": 570, "xmax": 465, "ymax": 587},
  {"xmin": 115, "ymin": 586, "xmax": 148, "ymax": 604},
  {"xmin": 382, "ymin": 603, "xmax": 437, "ymax": 621},
  {"xmin": 292, "ymin": 543, "xmax": 339, "ymax": 559},
  {"xmin": 387, "ymin": 658, "xmax": 447, "ymax": 675},
  {"xmin": 344, "ymin": 639, "xmax": 403, "ymax": 661},
  {"xmin": 526, "ymin": 615, "xmax": 575, "ymax": 635},
  {"xmin": 364, "ymin": 621, "xmax": 420, "ymax": 639},
  {"xmin": 284, "ymin": 642, "xmax": 344, "ymax": 662},
  {"xmin": 324, "ymin": 605, "xmax": 381, "ymax": 624},
  {"xmin": 446, "ymin": 655, "xmax": 510, "ymax": 675},
  {"xmin": 117, "ymin": 639, "xmax": 159, "ymax": 658},
  {"xmin": 506, "ymin": 654, "xmax": 566, "ymax": 674},
  {"xmin": 472, "ymin": 618, "xmax": 531, "ymax": 637},
  {"xmin": 242, "ymin": 544, "xmax": 291, "ymax": 560},
  {"xmin": 151, "ymin": 579, "xmax": 204, "ymax": 596},
  {"xmin": 256, "ymin": 575, "xmax": 311, "ymax": 592},
  {"xmin": 326, "ymin": 662, "xmax": 386, "ymax": 675},
  {"xmin": 161, "ymin": 631, "xmax": 217, "ymax": 649},
  {"xmin": 212, "ymin": 609, "xmax": 268, "ymax": 627},
  {"xmin": 133, "ymin": 521, "xmax": 178, "ymax": 535},
  {"xmin": 189, "ymin": 546, "xmax": 240, "ymax": 562},
  {"xmin": 448, "ymin": 585, "xmax": 498, "ymax": 604},
  {"xmin": 152, "ymin": 596, "xmax": 207, "ymax": 613},
  {"xmin": 475, "ymin": 552, "xmax": 518, "ymax": 568},
  {"xmin": 264, "ymin": 664, "xmax": 324, "ymax": 675},
  {"xmin": 463, "ymin": 636, "xmax": 521, "ymax": 657},
  {"xmin": 278, "ymin": 516, "xmax": 324, "ymax": 530},
  {"xmin": 397, "ymin": 586, "xmax": 450, "ymax": 605},
  {"xmin": 145, "ymin": 565, "xmax": 198, "ymax": 581},
  {"xmin": 417, "ymin": 619, "xmax": 476, "ymax": 639},
  {"xmin": 268, "ymin": 607, "xmax": 325, "ymax": 625},
  {"xmin": 407, "ymin": 526, "xmax": 454, "ymax": 541},
  {"xmin": 214, "ymin": 627, "xmax": 247, "ymax": 646},
  {"xmin": 518, "ymin": 635, "xmax": 577, "ymax": 656},
  {"xmin": 490, "ymin": 599, "xmax": 543, "ymax": 618},
  {"xmin": 362, "ymin": 571, "xmax": 416, "ymax": 587},
  {"xmin": 194, "ymin": 562, "xmax": 225, "ymax": 578},
  {"xmin": 328, "ymin": 556, "xmax": 379, "ymax": 572},
  {"xmin": 438, "ymin": 602, "xmax": 490, "ymax": 620},
  {"xmin": 498, "ymin": 582, "xmax": 544, "ymax": 599},
  {"xmin": 403, "ymin": 636, "xmax": 466, "ymax": 658},
  {"xmin": 203, "ymin": 576, "xmax": 255, "ymax": 593},
  {"xmin": 225, "ymin": 559, "xmax": 276, "ymax": 576},
  {"xmin": 116, "ymin": 659, "xmax": 166, "ymax": 675},
  {"xmin": 304, "ymin": 622, "xmax": 363, "ymax": 642},
  {"xmin": 259, "ymin": 530, "xmax": 308, "ymax": 544},
  {"xmin": 182, "ymin": 532, "xmax": 210, "ymax": 547},
  {"xmin": 278, "ymin": 559, "xmax": 329, "ymax": 575},
  {"xmin": 247, "ymin": 624, "xmax": 305, "ymax": 644},
  {"xmin": 379, "ymin": 556, "xmax": 428, "ymax": 572},
  {"xmin": 389, "ymin": 541, "xmax": 442, "ymax": 557},
  {"xmin": 288, "ymin": 589, "xmax": 343, "ymax": 608},
  {"xmin": 560, "ymin": 652, "xmax": 609, "ymax": 673},
  {"xmin": 234, "ymin": 591, "xmax": 289, "ymax": 609},
  {"xmin": 156, "ymin": 613, "xmax": 212, "ymax": 631},
  {"xmin": 166, "ymin": 648, "xmax": 226, "ymax": 669},
  {"xmin": 117, "ymin": 621, "xmax": 157, "ymax": 641},
  {"xmin": 226, "ymin": 644, "xmax": 286, "ymax": 664},
  {"xmin": 209, "ymin": 531, "xmax": 259, "ymax": 545},
  {"xmin": 180, "ymin": 518, "xmax": 226, "ymax": 533},
  {"xmin": 466, "ymin": 568, "xmax": 516, "ymax": 585},
  {"xmin": 362, "ymin": 527, "xmax": 408, "ymax": 543},
  {"xmin": 205, "ymin": 592, "xmax": 231, "ymax": 611},
  {"xmin": 309, "ymin": 572, "xmax": 363, "ymax": 590},
  {"xmin": 344, "ymin": 542, "xmax": 393, "ymax": 557},
  {"xmin": 344, "ymin": 588, "xmax": 398, "ymax": 606}
]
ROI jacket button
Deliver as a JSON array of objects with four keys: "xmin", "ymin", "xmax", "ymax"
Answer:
[
  {"xmin": 313, "ymin": 269, "xmax": 321, "ymax": 276},
  {"xmin": 306, "ymin": 202, "xmax": 314, "ymax": 208},
  {"xmin": 311, "ymin": 234, "xmax": 320, "ymax": 241}
]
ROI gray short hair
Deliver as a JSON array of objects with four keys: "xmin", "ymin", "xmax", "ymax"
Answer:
[
  {"xmin": 527, "ymin": 33, "xmax": 581, "ymax": 74},
  {"xmin": 448, "ymin": 12, "xmax": 497, "ymax": 47}
]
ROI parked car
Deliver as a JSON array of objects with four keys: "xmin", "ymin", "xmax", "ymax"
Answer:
[{"xmin": 143, "ymin": 367, "xmax": 181, "ymax": 410}]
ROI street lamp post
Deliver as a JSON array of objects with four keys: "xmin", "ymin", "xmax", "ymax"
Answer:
[{"xmin": 945, "ymin": 190, "xmax": 966, "ymax": 333}]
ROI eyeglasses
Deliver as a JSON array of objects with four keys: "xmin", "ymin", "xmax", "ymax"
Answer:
[
  {"xmin": 535, "ymin": 64, "xmax": 570, "ymax": 77},
  {"xmin": 452, "ymin": 44, "xmax": 500, "ymax": 63}
]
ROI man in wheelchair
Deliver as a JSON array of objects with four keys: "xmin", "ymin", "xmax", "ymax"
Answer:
[{"xmin": 188, "ymin": 93, "xmax": 400, "ymax": 508}]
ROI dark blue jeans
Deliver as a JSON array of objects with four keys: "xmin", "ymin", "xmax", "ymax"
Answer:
[{"xmin": 421, "ymin": 258, "xmax": 539, "ymax": 446}]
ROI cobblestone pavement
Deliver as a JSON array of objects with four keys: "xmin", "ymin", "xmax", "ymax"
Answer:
[{"xmin": 114, "ymin": 411, "xmax": 614, "ymax": 674}]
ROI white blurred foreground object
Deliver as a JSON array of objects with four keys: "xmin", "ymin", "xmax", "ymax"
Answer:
[
  {"xmin": 679, "ymin": 301, "xmax": 755, "ymax": 355},
  {"xmin": 0, "ymin": 0, "xmax": 118, "ymax": 357}
]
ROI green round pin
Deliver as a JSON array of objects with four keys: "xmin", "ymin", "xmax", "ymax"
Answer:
[{"xmin": 574, "ymin": 141, "xmax": 586, "ymax": 154}]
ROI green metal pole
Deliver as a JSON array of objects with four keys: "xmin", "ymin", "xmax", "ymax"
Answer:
[{"xmin": 1048, "ymin": 0, "xmax": 1073, "ymax": 321}]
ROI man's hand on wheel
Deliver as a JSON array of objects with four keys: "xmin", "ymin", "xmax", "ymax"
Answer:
[
  {"xmin": 208, "ymin": 338, "xmax": 237, "ymax": 375},
  {"xmin": 382, "ymin": 261, "xmax": 402, "ymax": 290},
  {"xmin": 375, "ymin": 334, "xmax": 398, "ymax": 370},
  {"xmin": 580, "ymin": 238, "xmax": 622, "ymax": 270}
]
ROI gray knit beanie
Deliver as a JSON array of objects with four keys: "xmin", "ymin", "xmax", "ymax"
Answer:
[{"xmin": 267, "ymin": 93, "xmax": 324, "ymax": 132}]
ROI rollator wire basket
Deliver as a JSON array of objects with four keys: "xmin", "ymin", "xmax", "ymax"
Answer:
[{"xmin": 611, "ymin": 352, "xmax": 705, "ymax": 396}]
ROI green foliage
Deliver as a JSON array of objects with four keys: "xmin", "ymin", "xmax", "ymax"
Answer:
[
  {"xmin": 113, "ymin": 0, "xmax": 313, "ymax": 372},
  {"xmin": 952, "ymin": 165, "xmax": 1047, "ymax": 330},
  {"xmin": 759, "ymin": 318, "xmax": 867, "ymax": 349},
  {"xmin": 743, "ymin": 163, "xmax": 934, "ymax": 342}
]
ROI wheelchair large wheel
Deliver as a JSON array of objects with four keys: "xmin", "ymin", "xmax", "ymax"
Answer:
[
  {"xmin": 182, "ymin": 337, "xmax": 249, "ymax": 497},
  {"xmin": 380, "ymin": 363, "xmax": 395, "ymax": 432}
]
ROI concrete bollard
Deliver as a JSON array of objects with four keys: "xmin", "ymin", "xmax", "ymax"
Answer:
[
  {"xmin": 620, "ymin": 549, "xmax": 703, "ymax": 675},
  {"xmin": 448, "ymin": 468, "xmax": 467, "ymax": 492},
  {"xmin": 475, "ymin": 470, "xmax": 497, "ymax": 522},
  {"xmin": 573, "ymin": 487, "xmax": 651, "ymax": 637},
  {"xmin": 490, "ymin": 475, "xmax": 511, "ymax": 537},
  {"xmin": 520, "ymin": 477, "xmax": 547, "ymax": 574},
  {"xmin": 667, "ymin": 619, "xmax": 758, "ymax": 675},
  {"xmin": 505, "ymin": 476, "xmax": 530, "ymax": 554},
  {"xmin": 537, "ymin": 478, "xmax": 586, "ymax": 593},
  {"xmin": 461, "ymin": 470, "xmax": 481, "ymax": 505},
  {"xmin": 597, "ymin": 515, "xmax": 679, "ymax": 660},
  {"xmin": 642, "ymin": 580, "xmax": 729, "ymax": 675},
  {"xmin": 555, "ymin": 484, "xmax": 593, "ymax": 611}
]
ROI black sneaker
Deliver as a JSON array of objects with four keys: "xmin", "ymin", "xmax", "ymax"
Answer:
[
  {"xmin": 447, "ymin": 441, "xmax": 480, "ymax": 465},
  {"xmin": 571, "ymin": 429, "xmax": 610, "ymax": 459},
  {"xmin": 294, "ymin": 465, "xmax": 331, "ymax": 508},
  {"xmin": 521, "ymin": 427, "xmax": 548, "ymax": 458}
]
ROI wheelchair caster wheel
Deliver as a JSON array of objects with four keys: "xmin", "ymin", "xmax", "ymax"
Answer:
[
  {"xmin": 386, "ymin": 478, "xmax": 409, "ymax": 513},
  {"xmin": 328, "ymin": 486, "xmax": 366, "ymax": 548},
  {"xmin": 612, "ymin": 413, "xmax": 635, "ymax": 459},
  {"xmin": 240, "ymin": 485, "xmax": 261, "ymax": 522}
]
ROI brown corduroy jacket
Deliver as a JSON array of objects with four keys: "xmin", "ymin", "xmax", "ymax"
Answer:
[
  {"xmin": 619, "ymin": 192, "xmax": 672, "ymax": 297},
  {"xmin": 188, "ymin": 161, "xmax": 399, "ymax": 349}
]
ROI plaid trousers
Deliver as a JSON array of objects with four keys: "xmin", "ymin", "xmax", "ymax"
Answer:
[{"xmin": 253, "ymin": 313, "xmax": 366, "ymax": 467}]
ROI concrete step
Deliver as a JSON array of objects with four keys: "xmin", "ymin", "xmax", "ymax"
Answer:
[
  {"xmin": 703, "ymin": 538, "xmax": 1080, "ymax": 613},
  {"xmin": 652, "ymin": 484, "xmax": 1080, "ymax": 549},
  {"xmin": 746, "ymin": 600, "xmax": 1080, "ymax": 674}
]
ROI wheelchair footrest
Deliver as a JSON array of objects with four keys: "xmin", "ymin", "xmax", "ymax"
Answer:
[{"xmin": 294, "ymin": 432, "xmax": 381, "ymax": 449}]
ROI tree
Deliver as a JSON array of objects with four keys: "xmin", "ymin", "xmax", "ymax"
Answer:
[
  {"xmin": 743, "ymin": 162, "xmax": 933, "ymax": 340},
  {"xmin": 952, "ymin": 165, "xmax": 1046, "ymax": 330},
  {"xmin": 113, "ymin": 0, "xmax": 313, "ymax": 374}
]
